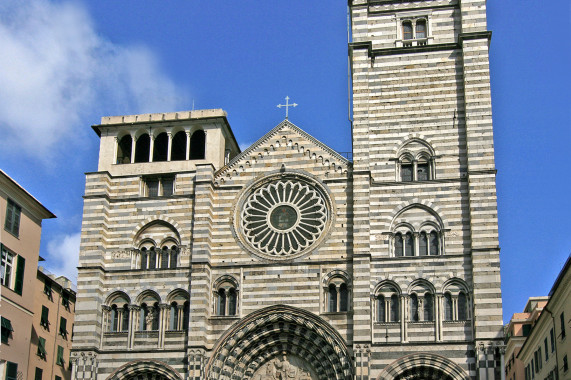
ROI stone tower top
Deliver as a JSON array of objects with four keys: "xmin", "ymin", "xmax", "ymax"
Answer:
[{"xmin": 92, "ymin": 108, "xmax": 240, "ymax": 176}]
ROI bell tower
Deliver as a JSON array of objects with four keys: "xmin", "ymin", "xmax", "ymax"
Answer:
[{"xmin": 349, "ymin": 0, "xmax": 503, "ymax": 378}]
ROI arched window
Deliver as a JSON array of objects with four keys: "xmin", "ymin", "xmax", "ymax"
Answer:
[
  {"xmin": 121, "ymin": 304, "xmax": 129, "ymax": 332},
  {"xmin": 423, "ymin": 293, "xmax": 433, "ymax": 321},
  {"xmin": 216, "ymin": 289, "xmax": 226, "ymax": 316},
  {"xmin": 134, "ymin": 134, "xmax": 150, "ymax": 163},
  {"xmin": 182, "ymin": 301, "xmax": 190, "ymax": 330},
  {"xmin": 116, "ymin": 135, "xmax": 132, "ymax": 164},
  {"xmin": 397, "ymin": 140, "xmax": 435, "ymax": 182},
  {"xmin": 228, "ymin": 289, "xmax": 237, "ymax": 316},
  {"xmin": 458, "ymin": 292, "xmax": 468, "ymax": 321},
  {"xmin": 419, "ymin": 232, "xmax": 428, "ymax": 256},
  {"xmin": 444, "ymin": 293, "xmax": 453, "ymax": 321},
  {"xmin": 171, "ymin": 131, "xmax": 187, "ymax": 161},
  {"xmin": 401, "ymin": 159, "xmax": 413, "ymax": 182},
  {"xmin": 140, "ymin": 248, "xmax": 148, "ymax": 270},
  {"xmin": 404, "ymin": 232, "xmax": 414, "ymax": 256},
  {"xmin": 390, "ymin": 294, "xmax": 400, "ymax": 322},
  {"xmin": 190, "ymin": 130, "xmax": 205, "ymax": 159},
  {"xmin": 339, "ymin": 283, "xmax": 349, "ymax": 312},
  {"xmin": 410, "ymin": 294, "xmax": 419, "ymax": 322},
  {"xmin": 139, "ymin": 303, "xmax": 149, "ymax": 331},
  {"xmin": 169, "ymin": 246, "xmax": 178, "ymax": 269},
  {"xmin": 153, "ymin": 132, "xmax": 168, "ymax": 162},
  {"xmin": 213, "ymin": 276, "xmax": 239, "ymax": 317},
  {"xmin": 328, "ymin": 284, "xmax": 337, "ymax": 312},
  {"xmin": 377, "ymin": 295, "xmax": 386, "ymax": 322},
  {"xmin": 417, "ymin": 158, "xmax": 429, "ymax": 181},
  {"xmin": 170, "ymin": 302, "xmax": 178, "ymax": 330},
  {"xmin": 151, "ymin": 303, "xmax": 160, "ymax": 330},
  {"xmin": 148, "ymin": 248, "xmax": 156, "ymax": 270},
  {"xmin": 394, "ymin": 233, "xmax": 404, "ymax": 257},
  {"xmin": 403, "ymin": 21, "xmax": 413, "ymax": 40},
  {"xmin": 429, "ymin": 231, "xmax": 440, "ymax": 255},
  {"xmin": 160, "ymin": 247, "xmax": 169, "ymax": 269},
  {"xmin": 110, "ymin": 305, "xmax": 118, "ymax": 332}
]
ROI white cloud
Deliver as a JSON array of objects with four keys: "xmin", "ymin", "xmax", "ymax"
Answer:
[
  {"xmin": 0, "ymin": 0, "xmax": 188, "ymax": 159},
  {"xmin": 45, "ymin": 232, "xmax": 81, "ymax": 284}
]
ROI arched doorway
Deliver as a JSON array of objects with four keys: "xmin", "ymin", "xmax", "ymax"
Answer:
[
  {"xmin": 204, "ymin": 305, "xmax": 353, "ymax": 380},
  {"xmin": 377, "ymin": 353, "xmax": 470, "ymax": 380},
  {"xmin": 106, "ymin": 360, "xmax": 181, "ymax": 380}
]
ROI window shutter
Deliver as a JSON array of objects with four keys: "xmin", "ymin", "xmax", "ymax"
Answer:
[
  {"xmin": 6, "ymin": 362, "xmax": 18, "ymax": 380},
  {"xmin": 57, "ymin": 345, "xmax": 65, "ymax": 366},
  {"xmin": 14, "ymin": 255, "xmax": 25, "ymax": 295},
  {"xmin": 4, "ymin": 203, "xmax": 13, "ymax": 231},
  {"xmin": 60, "ymin": 317, "xmax": 67, "ymax": 336},
  {"xmin": 41, "ymin": 306, "xmax": 49, "ymax": 327},
  {"xmin": 34, "ymin": 367, "xmax": 43, "ymax": 380}
]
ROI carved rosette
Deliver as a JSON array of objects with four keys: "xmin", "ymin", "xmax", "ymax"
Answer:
[{"xmin": 233, "ymin": 173, "xmax": 333, "ymax": 261}]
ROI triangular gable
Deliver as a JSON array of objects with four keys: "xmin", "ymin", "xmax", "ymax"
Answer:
[{"xmin": 215, "ymin": 120, "xmax": 351, "ymax": 182}]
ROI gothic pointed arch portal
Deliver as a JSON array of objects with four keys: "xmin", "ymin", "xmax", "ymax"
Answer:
[
  {"xmin": 204, "ymin": 305, "xmax": 354, "ymax": 380},
  {"xmin": 377, "ymin": 353, "xmax": 470, "ymax": 380}
]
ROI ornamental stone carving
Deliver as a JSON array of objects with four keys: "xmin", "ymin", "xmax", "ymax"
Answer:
[{"xmin": 252, "ymin": 354, "xmax": 316, "ymax": 380}]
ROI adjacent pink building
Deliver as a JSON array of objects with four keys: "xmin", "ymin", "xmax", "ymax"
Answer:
[{"xmin": 1, "ymin": 170, "xmax": 56, "ymax": 380}]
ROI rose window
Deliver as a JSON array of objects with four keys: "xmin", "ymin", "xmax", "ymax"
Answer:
[{"xmin": 239, "ymin": 179, "xmax": 329, "ymax": 258}]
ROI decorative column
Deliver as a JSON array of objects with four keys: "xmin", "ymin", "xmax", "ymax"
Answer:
[
  {"xmin": 128, "ymin": 305, "xmax": 139, "ymax": 349},
  {"xmin": 400, "ymin": 295, "xmax": 406, "ymax": 342},
  {"xmin": 436, "ymin": 294, "xmax": 442, "ymax": 341},
  {"xmin": 185, "ymin": 130, "xmax": 191, "ymax": 160},
  {"xmin": 499, "ymin": 346, "xmax": 506, "ymax": 380},
  {"xmin": 167, "ymin": 132, "xmax": 172, "ymax": 161},
  {"xmin": 130, "ymin": 135, "xmax": 136, "ymax": 163},
  {"xmin": 177, "ymin": 304, "xmax": 184, "ymax": 330},
  {"xmin": 159, "ymin": 303, "xmax": 169, "ymax": 349},
  {"xmin": 113, "ymin": 136, "xmax": 118, "ymax": 164},
  {"xmin": 149, "ymin": 134, "xmax": 155, "ymax": 162},
  {"xmin": 412, "ymin": 159, "xmax": 418, "ymax": 180},
  {"xmin": 100, "ymin": 306, "xmax": 110, "ymax": 349}
]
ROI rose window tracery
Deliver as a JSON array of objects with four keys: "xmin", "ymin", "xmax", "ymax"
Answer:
[{"xmin": 236, "ymin": 176, "xmax": 330, "ymax": 260}]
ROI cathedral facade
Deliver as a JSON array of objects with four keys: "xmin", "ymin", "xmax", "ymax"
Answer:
[{"xmin": 71, "ymin": 1, "xmax": 504, "ymax": 379}]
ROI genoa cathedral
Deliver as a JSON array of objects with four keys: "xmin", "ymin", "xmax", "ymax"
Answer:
[{"xmin": 71, "ymin": 1, "xmax": 504, "ymax": 379}]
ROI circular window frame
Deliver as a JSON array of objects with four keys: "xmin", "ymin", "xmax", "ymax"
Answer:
[{"xmin": 231, "ymin": 172, "xmax": 334, "ymax": 262}]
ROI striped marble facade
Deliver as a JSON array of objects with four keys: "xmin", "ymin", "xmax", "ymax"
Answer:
[{"xmin": 71, "ymin": 1, "xmax": 503, "ymax": 379}]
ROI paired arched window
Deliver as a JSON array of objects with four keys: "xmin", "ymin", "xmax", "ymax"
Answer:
[
  {"xmin": 375, "ymin": 284, "xmax": 400, "ymax": 322},
  {"xmin": 443, "ymin": 282, "xmax": 471, "ymax": 322},
  {"xmin": 408, "ymin": 281, "xmax": 435, "ymax": 322},
  {"xmin": 104, "ymin": 294, "xmax": 130, "ymax": 333},
  {"xmin": 396, "ymin": 139, "xmax": 435, "ymax": 182},
  {"xmin": 213, "ymin": 277, "xmax": 239, "ymax": 317},
  {"xmin": 326, "ymin": 282, "xmax": 350, "ymax": 313},
  {"xmin": 109, "ymin": 303, "xmax": 129, "ymax": 332},
  {"xmin": 116, "ymin": 129, "xmax": 206, "ymax": 164},
  {"xmin": 169, "ymin": 301, "xmax": 190, "ymax": 331},
  {"xmin": 401, "ymin": 18, "xmax": 428, "ymax": 47}
]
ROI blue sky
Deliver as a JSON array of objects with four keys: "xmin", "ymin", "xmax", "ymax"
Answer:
[{"xmin": 0, "ymin": 0, "xmax": 569, "ymax": 323}]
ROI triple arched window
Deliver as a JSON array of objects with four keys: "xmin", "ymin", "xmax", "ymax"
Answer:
[
  {"xmin": 213, "ymin": 276, "xmax": 239, "ymax": 317},
  {"xmin": 116, "ymin": 129, "xmax": 206, "ymax": 165},
  {"xmin": 103, "ymin": 290, "xmax": 190, "ymax": 336}
]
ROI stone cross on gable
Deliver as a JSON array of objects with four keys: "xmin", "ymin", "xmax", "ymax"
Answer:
[{"xmin": 277, "ymin": 96, "xmax": 298, "ymax": 119}]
